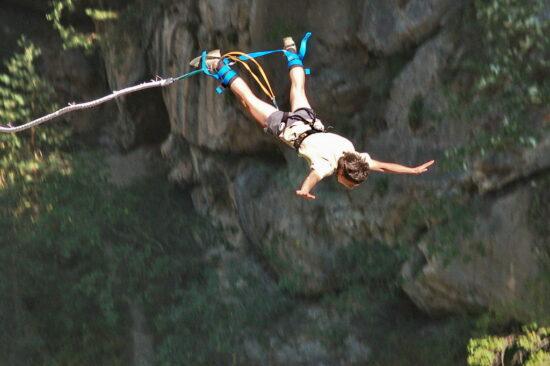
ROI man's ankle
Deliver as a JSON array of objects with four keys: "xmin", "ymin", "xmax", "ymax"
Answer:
[{"xmin": 283, "ymin": 36, "xmax": 297, "ymax": 53}]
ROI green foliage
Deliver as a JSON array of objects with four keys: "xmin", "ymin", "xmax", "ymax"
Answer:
[
  {"xmin": 47, "ymin": 0, "xmax": 95, "ymax": 51},
  {"xmin": 46, "ymin": 0, "xmax": 119, "ymax": 52},
  {"xmin": 0, "ymin": 150, "xmax": 228, "ymax": 364},
  {"xmin": 156, "ymin": 262, "xmax": 291, "ymax": 365},
  {"xmin": 442, "ymin": 112, "xmax": 539, "ymax": 171},
  {"xmin": 0, "ymin": 36, "xmax": 69, "ymax": 364},
  {"xmin": 0, "ymin": 38, "xmax": 287, "ymax": 359},
  {"xmin": 467, "ymin": 324, "xmax": 550, "ymax": 366},
  {"xmin": 85, "ymin": 8, "xmax": 119, "ymax": 21},
  {"xmin": 0, "ymin": 37, "xmax": 287, "ymax": 362},
  {"xmin": 473, "ymin": 0, "xmax": 548, "ymax": 102},
  {"xmin": 0, "ymin": 38, "xmax": 54, "ymax": 125},
  {"xmin": 442, "ymin": 0, "xmax": 548, "ymax": 171},
  {"xmin": 0, "ymin": 37, "xmax": 65, "ymax": 187},
  {"xmin": 0, "ymin": 37, "xmax": 233, "ymax": 361},
  {"xmin": 467, "ymin": 335, "xmax": 508, "ymax": 366}
]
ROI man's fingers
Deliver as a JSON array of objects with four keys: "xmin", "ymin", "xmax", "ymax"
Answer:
[
  {"xmin": 296, "ymin": 190, "xmax": 316, "ymax": 200},
  {"xmin": 412, "ymin": 160, "xmax": 435, "ymax": 174},
  {"xmin": 415, "ymin": 160, "xmax": 435, "ymax": 173},
  {"xmin": 302, "ymin": 193, "xmax": 316, "ymax": 200},
  {"xmin": 423, "ymin": 160, "xmax": 435, "ymax": 168}
]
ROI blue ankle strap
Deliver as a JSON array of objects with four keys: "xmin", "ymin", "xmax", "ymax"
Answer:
[
  {"xmin": 198, "ymin": 32, "xmax": 313, "ymax": 94},
  {"xmin": 200, "ymin": 53, "xmax": 237, "ymax": 94},
  {"xmin": 298, "ymin": 32, "xmax": 312, "ymax": 61},
  {"xmin": 285, "ymin": 52, "xmax": 303, "ymax": 68},
  {"xmin": 217, "ymin": 61, "xmax": 237, "ymax": 86},
  {"xmin": 283, "ymin": 32, "xmax": 312, "ymax": 73},
  {"xmin": 238, "ymin": 32, "xmax": 312, "ymax": 75}
]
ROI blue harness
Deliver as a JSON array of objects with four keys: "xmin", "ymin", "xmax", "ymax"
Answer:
[{"xmin": 200, "ymin": 32, "xmax": 313, "ymax": 96}]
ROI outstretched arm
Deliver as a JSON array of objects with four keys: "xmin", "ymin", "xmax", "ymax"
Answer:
[
  {"xmin": 369, "ymin": 159, "xmax": 435, "ymax": 175},
  {"xmin": 296, "ymin": 170, "xmax": 322, "ymax": 200}
]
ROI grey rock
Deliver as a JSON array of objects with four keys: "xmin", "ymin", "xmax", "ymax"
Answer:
[
  {"xmin": 472, "ymin": 132, "xmax": 550, "ymax": 194},
  {"xmin": 344, "ymin": 336, "xmax": 371, "ymax": 364},
  {"xmin": 385, "ymin": 30, "xmax": 456, "ymax": 134},
  {"xmin": 402, "ymin": 185, "xmax": 543, "ymax": 319},
  {"xmin": 358, "ymin": 0, "xmax": 457, "ymax": 55},
  {"xmin": 233, "ymin": 161, "xmax": 375, "ymax": 294},
  {"xmin": 275, "ymin": 339, "xmax": 329, "ymax": 365},
  {"xmin": 91, "ymin": 0, "xmax": 549, "ymax": 324},
  {"xmin": 106, "ymin": 146, "xmax": 165, "ymax": 187}
]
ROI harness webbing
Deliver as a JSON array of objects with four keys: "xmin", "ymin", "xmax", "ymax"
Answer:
[
  {"xmin": 281, "ymin": 107, "xmax": 324, "ymax": 150},
  {"xmin": 222, "ymin": 51, "xmax": 277, "ymax": 105},
  {"xmin": 238, "ymin": 32, "xmax": 312, "ymax": 74},
  {"xmin": 201, "ymin": 32, "xmax": 313, "ymax": 106}
]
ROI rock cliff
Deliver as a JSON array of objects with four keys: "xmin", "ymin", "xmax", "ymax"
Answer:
[
  {"xmin": 2, "ymin": 0, "xmax": 548, "ymax": 364},
  {"xmin": 97, "ymin": 0, "xmax": 548, "ymax": 317}
]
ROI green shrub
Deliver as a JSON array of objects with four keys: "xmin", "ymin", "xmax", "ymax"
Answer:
[
  {"xmin": 473, "ymin": 0, "xmax": 548, "ymax": 101},
  {"xmin": 467, "ymin": 323, "xmax": 550, "ymax": 366},
  {"xmin": 0, "ymin": 150, "xmax": 229, "ymax": 364},
  {"xmin": 467, "ymin": 336, "xmax": 509, "ymax": 366},
  {"xmin": 0, "ymin": 37, "xmax": 65, "ymax": 187},
  {"xmin": 442, "ymin": 0, "xmax": 548, "ymax": 171},
  {"xmin": 155, "ymin": 263, "xmax": 291, "ymax": 365},
  {"xmin": 46, "ymin": 0, "xmax": 119, "ymax": 52}
]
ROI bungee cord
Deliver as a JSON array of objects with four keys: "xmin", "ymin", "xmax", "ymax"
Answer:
[
  {"xmin": 0, "ymin": 61, "xmax": 266, "ymax": 134},
  {"xmin": 0, "ymin": 33, "xmax": 313, "ymax": 134},
  {"xmin": 1, "ymin": 76, "xmax": 175, "ymax": 134}
]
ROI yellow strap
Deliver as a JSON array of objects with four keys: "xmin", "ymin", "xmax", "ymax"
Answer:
[
  {"xmin": 224, "ymin": 53, "xmax": 273, "ymax": 99},
  {"xmin": 227, "ymin": 55, "xmax": 271, "ymax": 96},
  {"xmin": 232, "ymin": 52, "xmax": 275, "ymax": 98},
  {"xmin": 222, "ymin": 51, "xmax": 276, "ymax": 102}
]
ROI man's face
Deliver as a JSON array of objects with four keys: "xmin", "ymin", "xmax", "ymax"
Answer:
[{"xmin": 337, "ymin": 168, "xmax": 360, "ymax": 189}]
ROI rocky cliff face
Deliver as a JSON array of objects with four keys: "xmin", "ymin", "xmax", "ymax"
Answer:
[
  {"xmin": 3, "ymin": 0, "xmax": 547, "ymax": 364},
  {"xmin": 98, "ymin": 0, "xmax": 548, "ymax": 316}
]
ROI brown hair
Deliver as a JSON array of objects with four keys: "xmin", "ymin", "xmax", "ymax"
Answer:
[{"xmin": 337, "ymin": 152, "xmax": 370, "ymax": 184}]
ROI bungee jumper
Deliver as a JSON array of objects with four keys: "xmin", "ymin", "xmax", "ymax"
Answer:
[
  {"xmin": 0, "ymin": 32, "xmax": 434, "ymax": 200},
  {"xmin": 190, "ymin": 34, "xmax": 435, "ymax": 200}
]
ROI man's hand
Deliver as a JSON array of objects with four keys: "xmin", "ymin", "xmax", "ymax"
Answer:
[
  {"xmin": 369, "ymin": 159, "xmax": 435, "ymax": 175},
  {"xmin": 296, "ymin": 170, "xmax": 322, "ymax": 201},
  {"xmin": 411, "ymin": 160, "xmax": 435, "ymax": 175},
  {"xmin": 296, "ymin": 190, "xmax": 316, "ymax": 200}
]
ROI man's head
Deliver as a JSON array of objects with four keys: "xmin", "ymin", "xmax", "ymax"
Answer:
[{"xmin": 336, "ymin": 152, "xmax": 370, "ymax": 189}]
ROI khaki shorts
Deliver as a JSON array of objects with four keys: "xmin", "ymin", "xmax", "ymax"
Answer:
[{"xmin": 265, "ymin": 108, "xmax": 323, "ymax": 146}]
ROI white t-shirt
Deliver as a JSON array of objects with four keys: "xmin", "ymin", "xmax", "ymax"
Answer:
[{"xmin": 297, "ymin": 132, "xmax": 373, "ymax": 179}]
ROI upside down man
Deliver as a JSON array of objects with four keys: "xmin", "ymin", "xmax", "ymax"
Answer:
[{"xmin": 191, "ymin": 36, "xmax": 435, "ymax": 200}]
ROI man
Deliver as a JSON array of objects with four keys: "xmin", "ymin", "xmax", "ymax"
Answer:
[{"xmin": 191, "ymin": 36, "xmax": 434, "ymax": 200}]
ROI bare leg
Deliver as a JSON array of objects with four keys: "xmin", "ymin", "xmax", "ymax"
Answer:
[
  {"xmin": 229, "ymin": 77, "xmax": 277, "ymax": 128},
  {"xmin": 289, "ymin": 67, "xmax": 311, "ymax": 112}
]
